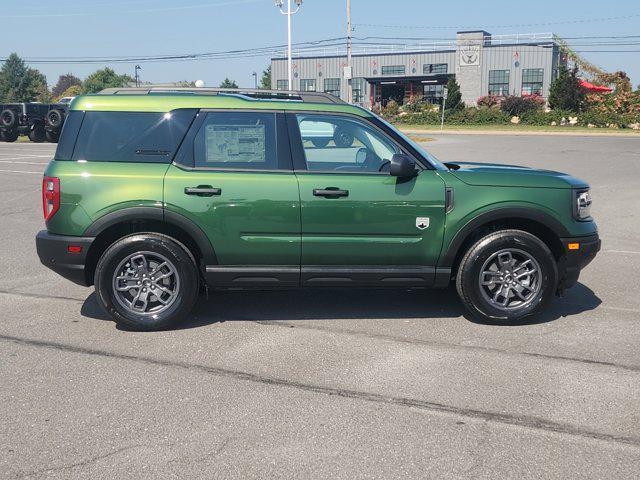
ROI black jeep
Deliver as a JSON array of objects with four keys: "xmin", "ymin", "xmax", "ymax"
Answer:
[
  {"xmin": 0, "ymin": 103, "xmax": 50, "ymax": 142},
  {"xmin": 43, "ymin": 103, "xmax": 69, "ymax": 143}
]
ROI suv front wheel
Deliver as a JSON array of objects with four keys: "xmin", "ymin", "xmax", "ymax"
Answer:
[
  {"xmin": 94, "ymin": 233, "xmax": 200, "ymax": 330},
  {"xmin": 456, "ymin": 229, "xmax": 558, "ymax": 323}
]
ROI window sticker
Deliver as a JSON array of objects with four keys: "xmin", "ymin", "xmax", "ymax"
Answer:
[{"xmin": 205, "ymin": 124, "xmax": 266, "ymax": 164}]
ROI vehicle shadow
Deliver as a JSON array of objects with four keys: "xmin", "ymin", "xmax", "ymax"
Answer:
[{"xmin": 80, "ymin": 283, "xmax": 602, "ymax": 331}]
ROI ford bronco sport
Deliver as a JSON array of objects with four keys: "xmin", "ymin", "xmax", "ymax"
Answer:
[{"xmin": 36, "ymin": 87, "xmax": 600, "ymax": 330}]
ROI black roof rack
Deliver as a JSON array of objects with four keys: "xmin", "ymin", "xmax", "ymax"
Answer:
[{"xmin": 97, "ymin": 87, "xmax": 346, "ymax": 105}]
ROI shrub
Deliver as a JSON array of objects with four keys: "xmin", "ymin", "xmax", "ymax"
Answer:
[
  {"xmin": 477, "ymin": 95, "xmax": 502, "ymax": 108},
  {"xmin": 447, "ymin": 107, "xmax": 510, "ymax": 125},
  {"xmin": 549, "ymin": 66, "xmax": 585, "ymax": 112},
  {"xmin": 382, "ymin": 100, "xmax": 400, "ymax": 117},
  {"xmin": 500, "ymin": 95, "xmax": 545, "ymax": 116},
  {"xmin": 519, "ymin": 109, "xmax": 575, "ymax": 126},
  {"xmin": 444, "ymin": 77, "xmax": 463, "ymax": 111}
]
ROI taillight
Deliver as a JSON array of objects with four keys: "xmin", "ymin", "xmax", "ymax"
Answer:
[{"xmin": 42, "ymin": 176, "xmax": 60, "ymax": 221}]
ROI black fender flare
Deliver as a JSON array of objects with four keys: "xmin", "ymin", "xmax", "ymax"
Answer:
[
  {"xmin": 83, "ymin": 206, "xmax": 218, "ymax": 265},
  {"xmin": 439, "ymin": 207, "xmax": 570, "ymax": 268}
]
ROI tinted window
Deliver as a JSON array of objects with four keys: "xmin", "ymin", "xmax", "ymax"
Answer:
[
  {"xmin": 193, "ymin": 111, "xmax": 280, "ymax": 170},
  {"xmin": 72, "ymin": 109, "xmax": 196, "ymax": 163},
  {"xmin": 54, "ymin": 111, "xmax": 84, "ymax": 161},
  {"xmin": 296, "ymin": 114, "xmax": 399, "ymax": 173}
]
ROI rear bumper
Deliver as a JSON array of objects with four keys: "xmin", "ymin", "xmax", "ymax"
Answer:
[
  {"xmin": 36, "ymin": 230, "xmax": 95, "ymax": 287},
  {"xmin": 557, "ymin": 233, "xmax": 601, "ymax": 292}
]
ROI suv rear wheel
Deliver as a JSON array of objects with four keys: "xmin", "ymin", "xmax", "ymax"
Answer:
[
  {"xmin": 456, "ymin": 229, "xmax": 557, "ymax": 323},
  {"xmin": 28, "ymin": 126, "xmax": 46, "ymax": 143},
  {"xmin": 45, "ymin": 131, "xmax": 59, "ymax": 143},
  {"xmin": 94, "ymin": 233, "xmax": 200, "ymax": 330},
  {"xmin": 1, "ymin": 130, "xmax": 18, "ymax": 142}
]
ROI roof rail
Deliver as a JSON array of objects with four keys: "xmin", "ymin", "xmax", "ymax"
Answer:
[{"xmin": 97, "ymin": 87, "xmax": 346, "ymax": 105}]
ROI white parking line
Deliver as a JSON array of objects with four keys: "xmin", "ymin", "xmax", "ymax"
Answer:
[
  {"xmin": 0, "ymin": 154, "xmax": 52, "ymax": 158},
  {"xmin": 605, "ymin": 250, "xmax": 640, "ymax": 255},
  {"xmin": 0, "ymin": 160, "xmax": 48, "ymax": 165},
  {"xmin": 0, "ymin": 169, "xmax": 42, "ymax": 175}
]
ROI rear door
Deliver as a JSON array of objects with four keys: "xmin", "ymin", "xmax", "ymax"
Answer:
[
  {"xmin": 164, "ymin": 110, "xmax": 301, "ymax": 287},
  {"xmin": 288, "ymin": 112, "xmax": 446, "ymax": 287}
]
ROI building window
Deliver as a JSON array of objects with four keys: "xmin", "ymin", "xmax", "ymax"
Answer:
[
  {"xmin": 423, "ymin": 84, "xmax": 444, "ymax": 104},
  {"xmin": 381, "ymin": 65, "xmax": 405, "ymax": 76},
  {"xmin": 351, "ymin": 78, "xmax": 365, "ymax": 103},
  {"xmin": 300, "ymin": 79, "xmax": 316, "ymax": 92},
  {"xmin": 488, "ymin": 70, "xmax": 510, "ymax": 96},
  {"xmin": 324, "ymin": 78, "xmax": 340, "ymax": 97},
  {"xmin": 423, "ymin": 63, "xmax": 448, "ymax": 75},
  {"xmin": 522, "ymin": 68, "xmax": 544, "ymax": 95},
  {"xmin": 276, "ymin": 80, "xmax": 288, "ymax": 90}
]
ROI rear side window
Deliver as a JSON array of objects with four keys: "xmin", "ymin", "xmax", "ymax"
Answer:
[
  {"xmin": 193, "ymin": 111, "xmax": 281, "ymax": 170},
  {"xmin": 71, "ymin": 109, "xmax": 196, "ymax": 163},
  {"xmin": 54, "ymin": 111, "xmax": 84, "ymax": 161}
]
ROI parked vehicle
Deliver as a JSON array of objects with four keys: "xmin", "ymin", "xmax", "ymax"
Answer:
[
  {"xmin": 44, "ymin": 102, "xmax": 70, "ymax": 143},
  {"xmin": 0, "ymin": 102, "xmax": 50, "ymax": 142},
  {"xmin": 36, "ymin": 87, "xmax": 600, "ymax": 330}
]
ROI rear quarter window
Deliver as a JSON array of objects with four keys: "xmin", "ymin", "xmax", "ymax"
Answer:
[
  {"xmin": 71, "ymin": 109, "xmax": 197, "ymax": 163},
  {"xmin": 54, "ymin": 111, "xmax": 84, "ymax": 161}
]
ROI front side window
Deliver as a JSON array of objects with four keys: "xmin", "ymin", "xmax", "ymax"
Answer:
[
  {"xmin": 72, "ymin": 109, "xmax": 196, "ymax": 163},
  {"xmin": 522, "ymin": 68, "xmax": 544, "ymax": 95},
  {"xmin": 381, "ymin": 65, "xmax": 405, "ymax": 76},
  {"xmin": 488, "ymin": 70, "xmax": 510, "ymax": 96},
  {"xmin": 276, "ymin": 79, "xmax": 288, "ymax": 90},
  {"xmin": 300, "ymin": 79, "xmax": 316, "ymax": 92},
  {"xmin": 324, "ymin": 78, "xmax": 341, "ymax": 97},
  {"xmin": 193, "ymin": 111, "xmax": 280, "ymax": 170},
  {"xmin": 296, "ymin": 114, "xmax": 400, "ymax": 173}
]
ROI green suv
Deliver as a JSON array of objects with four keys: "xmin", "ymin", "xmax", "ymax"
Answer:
[{"xmin": 36, "ymin": 88, "xmax": 600, "ymax": 330}]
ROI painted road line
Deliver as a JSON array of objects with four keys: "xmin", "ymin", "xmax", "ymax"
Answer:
[{"xmin": 0, "ymin": 169, "xmax": 43, "ymax": 175}]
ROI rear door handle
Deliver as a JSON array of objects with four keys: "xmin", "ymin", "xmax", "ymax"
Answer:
[
  {"xmin": 313, "ymin": 187, "xmax": 349, "ymax": 198},
  {"xmin": 184, "ymin": 185, "xmax": 222, "ymax": 197}
]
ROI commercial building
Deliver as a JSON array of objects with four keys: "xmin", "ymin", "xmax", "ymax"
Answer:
[{"xmin": 271, "ymin": 31, "xmax": 566, "ymax": 107}]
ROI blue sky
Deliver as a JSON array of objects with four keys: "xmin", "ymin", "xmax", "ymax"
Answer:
[{"xmin": 3, "ymin": 0, "xmax": 640, "ymax": 88}]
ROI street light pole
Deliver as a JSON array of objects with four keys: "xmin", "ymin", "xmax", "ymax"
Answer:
[
  {"xmin": 134, "ymin": 65, "xmax": 142, "ymax": 87},
  {"xmin": 275, "ymin": 0, "xmax": 302, "ymax": 91},
  {"xmin": 252, "ymin": 71, "xmax": 258, "ymax": 89}
]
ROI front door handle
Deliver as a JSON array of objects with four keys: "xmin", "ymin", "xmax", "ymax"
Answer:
[
  {"xmin": 313, "ymin": 187, "xmax": 349, "ymax": 198},
  {"xmin": 184, "ymin": 185, "xmax": 222, "ymax": 197}
]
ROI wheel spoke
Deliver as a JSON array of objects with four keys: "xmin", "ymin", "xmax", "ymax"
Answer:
[
  {"xmin": 131, "ymin": 254, "xmax": 149, "ymax": 275},
  {"xmin": 497, "ymin": 251, "xmax": 513, "ymax": 269},
  {"xmin": 481, "ymin": 271, "xmax": 502, "ymax": 286}
]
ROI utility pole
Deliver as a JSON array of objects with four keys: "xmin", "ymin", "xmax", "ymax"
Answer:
[
  {"xmin": 346, "ymin": 0, "xmax": 353, "ymax": 103},
  {"xmin": 275, "ymin": 0, "xmax": 303, "ymax": 91}
]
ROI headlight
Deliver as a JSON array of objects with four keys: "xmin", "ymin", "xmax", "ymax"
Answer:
[{"xmin": 574, "ymin": 189, "xmax": 592, "ymax": 220}]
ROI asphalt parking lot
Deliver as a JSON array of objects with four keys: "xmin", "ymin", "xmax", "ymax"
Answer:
[{"xmin": 1, "ymin": 135, "xmax": 639, "ymax": 479}]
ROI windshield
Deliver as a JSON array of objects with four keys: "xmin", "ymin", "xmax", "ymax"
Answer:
[{"xmin": 372, "ymin": 113, "xmax": 449, "ymax": 171}]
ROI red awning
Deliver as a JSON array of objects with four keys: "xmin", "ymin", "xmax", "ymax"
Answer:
[{"xmin": 579, "ymin": 80, "xmax": 613, "ymax": 93}]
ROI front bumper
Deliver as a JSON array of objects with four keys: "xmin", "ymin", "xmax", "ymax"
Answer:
[
  {"xmin": 36, "ymin": 230, "xmax": 95, "ymax": 286},
  {"xmin": 557, "ymin": 233, "xmax": 601, "ymax": 292}
]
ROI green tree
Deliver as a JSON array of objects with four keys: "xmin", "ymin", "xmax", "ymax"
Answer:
[
  {"xmin": 0, "ymin": 53, "xmax": 50, "ymax": 102},
  {"xmin": 83, "ymin": 67, "xmax": 133, "ymax": 94},
  {"xmin": 260, "ymin": 66, "xmax": 272, "ymax": 89},
  {"xmin": 52, "ymin": 73, "xmax": 82, "ymax": 98},
  {"xmin": 219, "ymin": 78, "xmax": 239, "ymax": 89},
  {"xmin": 444, "ymin": 76, "xmax": 463, "ymax": 111},
  {"xmin": 58, "ymin": 84, "xmax": 83, "ymax": 100},
  {"xmin": 548, "ymin": 66, "xmax": 585, "ymax": 112}
]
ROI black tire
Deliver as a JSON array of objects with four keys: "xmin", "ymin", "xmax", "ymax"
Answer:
[
  {"xmin": 28, "ymin": 126, "xmax": 46, "ymax": 143},
  {"xmin": 45, "ymin": 109, "xmax": 64, "ymax": 129},
  {"xmin": 456, "ymin": 229, "xmax": 558, "ymax": 324},
  {"xmin": 311, "ymin": 137, "xmax": 330, "ymax": 148},
  {"xmin": 45, "ymin": 131, "xmax": 59, "ymax": 143},
  {"xmin": 0, "ymin": 109, "xmax": 16, "ymax": 129},
  {"xmin": 333, "ymin": 127, "xmax": 354, "ymax": 148},
  {"xmin": 94, "ymin": 233, "xmax": 200, "ymax": 331},
  {"xmin": 1, "ymin": 130, "xmax": 19, "ymax": 142}
]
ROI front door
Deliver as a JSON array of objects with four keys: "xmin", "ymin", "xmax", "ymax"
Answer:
[
  {"xmin": 164, "ymin": 110, "xmax": 301, "ymax": 287},
  {"xmin": 290, "ymin": 112, "xmax": 446, "ymax": 287}
]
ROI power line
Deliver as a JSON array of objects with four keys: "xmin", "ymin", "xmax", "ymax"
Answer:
[{"xmin": 354, "ymin": 12, "xmax": 640, "ymax": 31}]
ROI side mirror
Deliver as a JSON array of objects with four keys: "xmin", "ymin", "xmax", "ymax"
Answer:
[{"xmin": 390, "ymin": 154, "xmax": 417, "ymax": 177}]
